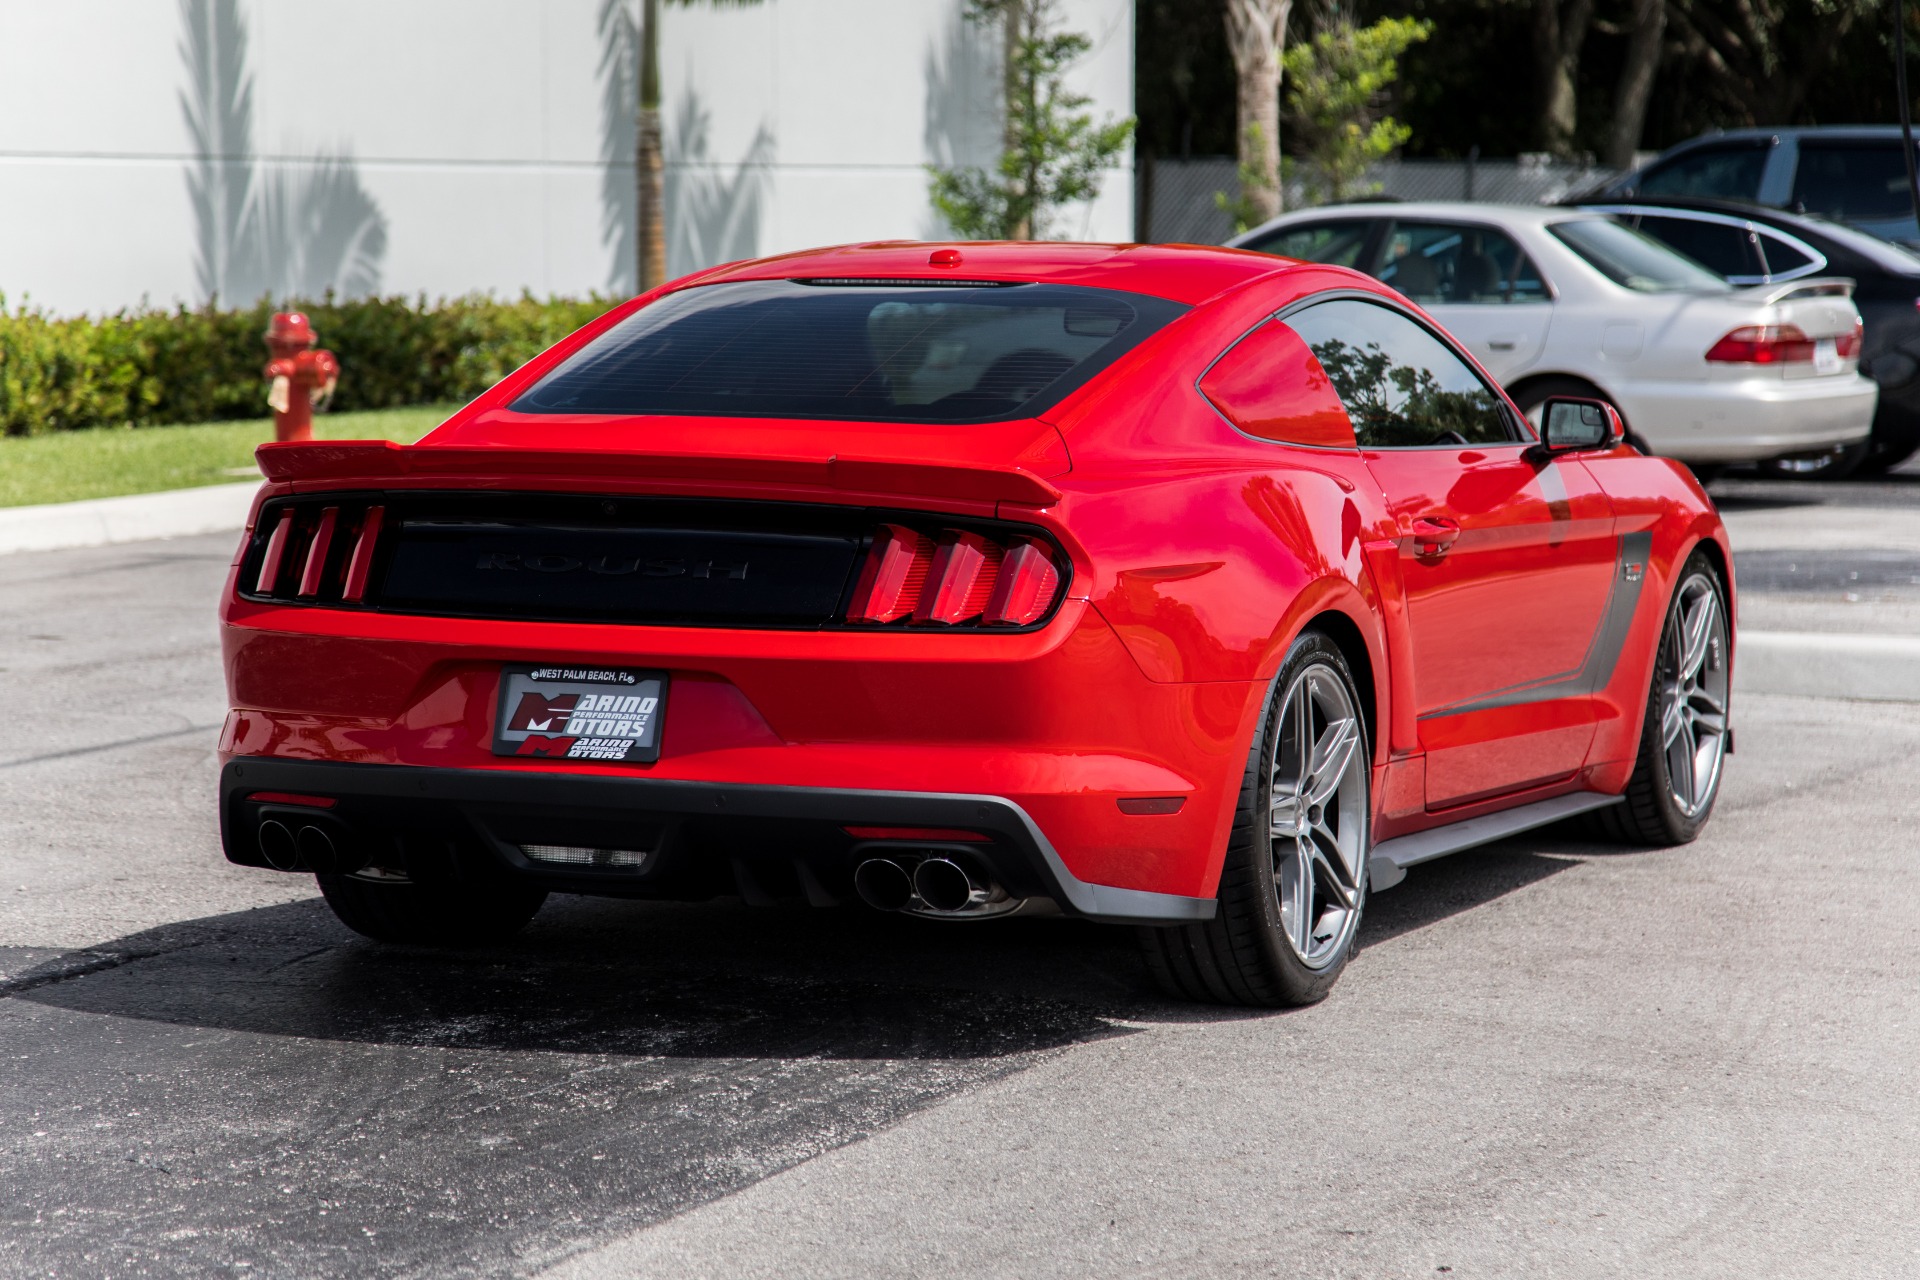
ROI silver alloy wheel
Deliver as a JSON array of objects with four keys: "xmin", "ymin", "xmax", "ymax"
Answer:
[
  {"xmin": 1267, "ymin": 664, "xmax": 1369, "ymax": 969},
  {"xmin": 1662, "ymin": 571, "xmax": 1730, "ymax": 818}
]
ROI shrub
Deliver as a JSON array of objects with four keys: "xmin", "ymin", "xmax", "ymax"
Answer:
[{"xmin": 0, "ymin": 292, "xmax": 617, "ymax": 436}]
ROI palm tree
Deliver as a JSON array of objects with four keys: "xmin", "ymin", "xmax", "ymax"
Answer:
[
  {"xmin": 1224, "ymin": 0, "xmax": 1291, "ymax": 225},
  {"xmin": 636, "ymin": 0, "xmax": 764, "ymax": 291}
]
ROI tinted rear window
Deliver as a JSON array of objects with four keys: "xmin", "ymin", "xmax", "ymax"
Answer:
[{"xmin": 513, "ymin": 280, "xmax": 1186, "ymax": 423}]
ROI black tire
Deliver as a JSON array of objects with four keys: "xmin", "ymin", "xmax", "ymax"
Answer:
[
  {"xmin": 1856, "ymin": 440, "xmax": 1920, "ymax": 476},
  {"xmin": 1138, "ymin": 630, "xmax": 1370, "ymax": 1007},
  {"xmin": 1597, "ymin": 549, "xmax": 1732, "ymax": 846},
  {"xmin": 318, "ymin": 873, "xmax": 547, "ymax": 946},
  {"xmin": 1756, "ymin": 440, "xmax": 1869, "ymax": 481}
]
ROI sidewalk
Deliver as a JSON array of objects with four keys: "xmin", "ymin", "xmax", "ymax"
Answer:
[{"xmin": 0, "ymin": 481, "xmax": 259, "ymax": 556}]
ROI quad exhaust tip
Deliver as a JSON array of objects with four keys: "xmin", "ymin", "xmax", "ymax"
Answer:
[
  {"xmin": 256, "ymin": 816, "xmax": 360, "ymax": 875},
  {"xmin": 853, "ymin": 857, "xmax": 915, "ymax": 912},
  {"xmin": 912, "ymin": 857, "xmax": 982, "ymax": 913}
]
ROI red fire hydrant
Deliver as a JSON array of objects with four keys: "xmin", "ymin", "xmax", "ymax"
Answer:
[{"xmin": 263, "ymin": 312, "xmax": 339, "ymax": 443}]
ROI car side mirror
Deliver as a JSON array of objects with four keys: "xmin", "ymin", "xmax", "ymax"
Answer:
[{"xmin": 1528, "ymin": 397, "xmax": 1623, "ymax": 462}]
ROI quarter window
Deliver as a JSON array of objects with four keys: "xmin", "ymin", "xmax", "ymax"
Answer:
[
  {"xmin": 1375, "ymin": 222, "xmax": 1548, "ymax": 303},
  {"xmin": 1240, "ymin": 220, "xmax": 1374, "ymax": 268},
  {"xmin": 1633, "ymin": 215, "xmax": 1765, "ymax": 280},
  {"xmin": 1284, "ymin": 299, "xmax": 1515, "ymax": 449}
]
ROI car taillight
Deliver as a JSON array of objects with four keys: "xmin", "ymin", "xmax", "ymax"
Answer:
[
  {"xmin": 847, "ymin": 524, "xmax": 1065, "ymax": 628},
  {"xmin": 1705, "ymin": 324, "xmax": 1816, "ymax": 364},
  {"xmin": 247, "ymin": 499, "xmax": 386, "ymax": 604},
  {"xmin": 1836, "ymin": 317, "xmax": 1864, "ymax": 359}
]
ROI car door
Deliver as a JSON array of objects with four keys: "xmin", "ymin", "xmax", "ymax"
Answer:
[
  {"xmin": 1284, "ymin": 296, "xmax": 1620, "ymax": 810},
  {"xmin": 1372, "ymin": 220, "xmax": 1553, "ymax": 381}
]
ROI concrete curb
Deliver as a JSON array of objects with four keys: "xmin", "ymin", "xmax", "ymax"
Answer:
[
  {"xmin": 0, "ymin": 481, "xmax": 259, "ymax": 556},
  {"xmin": 1736, "ymin": 630, "xmax": 1920, "ymax": 702}
]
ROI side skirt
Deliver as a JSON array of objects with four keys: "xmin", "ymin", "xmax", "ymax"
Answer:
[{"xmin": 1366, "ymin": 791, "xmax": 1623, "ymax": 891}]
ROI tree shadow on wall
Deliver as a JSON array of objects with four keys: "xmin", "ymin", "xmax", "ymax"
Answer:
[
  {"xmin": 665, "ymin": 90, "xmax": 774, "ymax": 281},
  {"xmin": 597, "ymin": 0, "xmax": 639, "ymax": 294},
  {"xmin": 179, "ymin": 0, "xmax": 387, "ymax": 304},
  {"xmin": 922, "ymin": 0, "xmax": 1000, "ymax": 239}
]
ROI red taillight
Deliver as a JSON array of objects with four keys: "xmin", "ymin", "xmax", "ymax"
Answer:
[
  {"xmin": 983, "ymin": 538, "xmax": 1061, "ymax": 626},
  {"xmin": 1836, "ymin": 317, "xmax": 1864, "ymax": 360},
  {"xmin": 246, "ymin": 499, "xmax": 384, "ymax": 605},
  {"xmin": 847, "ymin": 524, "xmax": 935, "ymax": 623},
  {"xmin": 1705, "ymin": 324, "xmax": 1816, "ymax": 364},
  {"xmin": 846, "ymin": 524, "xmax": 1064, "ymax": 628}
]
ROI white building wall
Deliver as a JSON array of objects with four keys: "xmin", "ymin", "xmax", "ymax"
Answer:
[{"xmin": 0, "ymin": 0, "xmax": 1133, "ymax": 317}]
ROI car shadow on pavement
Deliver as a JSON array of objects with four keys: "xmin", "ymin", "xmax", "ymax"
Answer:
[
  {"xmin": 10, "ymin": 895, "xmax": 1148, "ymax": 1061},
  {"xmin": 12, "ymin": 832, "xmax": 1616, "ymax": 1057}
]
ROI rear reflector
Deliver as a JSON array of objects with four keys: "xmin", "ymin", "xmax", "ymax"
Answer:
[
  {"xmin": 1705, "ymin": 324, "xmax": 1816, "ymax": 364},
  {"xmin": 1117, "ymin": 796, "xmax": 1186, "ymax": 816},
  {"xmin": 246, "ymin": 791, "xmax": 338, "ymax": 809},
  {"xmin": 843, "ymin": 825, "xmax": 992, "ymax": 843}
]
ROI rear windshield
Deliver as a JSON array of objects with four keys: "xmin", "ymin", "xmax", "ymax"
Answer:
[
  {"xmin": 513, "ymin": 280, "xmax": 1186, "ymax": 423},
  {"xmin": 1548, "ymin": 218, "xmax": 1731, "ymax": 293}
]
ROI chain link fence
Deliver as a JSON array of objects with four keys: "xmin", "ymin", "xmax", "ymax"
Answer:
[{"xmin": 1136, "ymin": 155, "xmax": 1626, "ymax": 244}]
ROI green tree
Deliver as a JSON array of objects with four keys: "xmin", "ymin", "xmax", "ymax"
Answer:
[
  {"xmin": 630, "ymin": 0, "xmax": 764, "ymax": 292},
  {"xmin": 928, "ymin": 0, "xmax": 1135, "ymax": 239},
  {"xmin": 1282, "ymin": 15, "xmax": 1430, "ymax": 206}
]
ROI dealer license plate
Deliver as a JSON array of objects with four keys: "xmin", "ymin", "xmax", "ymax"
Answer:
[
  {"xmin": 1813, "ymin": 338, "xmax": 1841, "ymax": 374},
  {"xmin": 492, "ymin": 664, "xmax": 667, "ymax": 763}
]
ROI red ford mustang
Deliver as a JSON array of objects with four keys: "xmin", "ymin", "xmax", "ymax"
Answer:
[{"xmin": 217, "ymin": 242, "xmax": 1734, "ymax": 1005}]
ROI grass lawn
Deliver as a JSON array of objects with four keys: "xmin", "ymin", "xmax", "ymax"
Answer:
[{"xmin": 0, "ymin": 405, "xmax": 457, "ymax": 508}]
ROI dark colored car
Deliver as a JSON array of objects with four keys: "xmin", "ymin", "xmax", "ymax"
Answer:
[
  {"xmin": 1592, "ymin": 126, "xmax": 1920, "ymax": 246},
  {"xmin": 1581, "ymin": 195, "xmax": 1920, "ymax": 476}
]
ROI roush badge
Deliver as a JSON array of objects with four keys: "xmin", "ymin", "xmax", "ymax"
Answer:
[{"xmin": 492, "ymin": 664, "xmax": 667, "ymax": 763}]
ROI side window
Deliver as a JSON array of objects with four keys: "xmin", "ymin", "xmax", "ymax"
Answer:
[
  {"xmin": 1791, "ymin": 143, "xmax": 1914, "ymax": 222},
  {"xmin": 1285, "ymin": 298, "xmax": 1515, "ymax": 449},
  {"xmin": 1240, "ymin": 220, "xmax": 1373, "ymax": 268},
  {"xmin": 1375, "ymin": 222, "xmax": 1547, "ymax": 304},
  {"xmin": 1757, "ymin": 233, "xmax": 1819, "ymax": 276},
  {"xmin": 1638, "ymin": 145, "xmax": 1769, "ymax": 200},
  {"xmin": 1198, "ymin": 319, "xmax": 1357, "ymax": 449},
  {"xmin": 1634, "ymin": 215, "xmax": 1764, "ymax": 280}
]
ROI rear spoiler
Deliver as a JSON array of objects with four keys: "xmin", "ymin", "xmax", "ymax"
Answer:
[
  {"xmin": 254, "ymin": 440, "xmax": 1063, "ymax": 507},
  {"xmin": 1740, "ymin": 276, "xmax": 1856, "ymax": 303}
]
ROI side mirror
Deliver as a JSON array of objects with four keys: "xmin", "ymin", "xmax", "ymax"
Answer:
[{"xmin": 1529, "ymin": 396, "xmax": 1623, "ymax": 461}]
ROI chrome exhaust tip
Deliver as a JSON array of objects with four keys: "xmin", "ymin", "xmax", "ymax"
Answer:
[
  {"xmin": 296, "ymin": 824, "xmax": 338, "ymax": 874},
  {"xmin": 853, "ymin": 858, "xmax": 914, "ymax": 912},
  {"xmin": 258, "ymin": 819, "xmax": 300, "ymax": 872},
  {"xmin": 912, "ymin": 857, "xmax": 984, "ymax": 913}
]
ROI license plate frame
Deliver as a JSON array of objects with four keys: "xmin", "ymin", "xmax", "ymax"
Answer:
[
  {"xmin": 1813, "ymin": 337, "xmax": 1841, "ymax": 375},
  {"xmin": 491, "ymin": 664, "xmax": 668, "ymax": 764}
]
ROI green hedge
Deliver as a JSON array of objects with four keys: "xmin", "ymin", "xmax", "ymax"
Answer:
[{"xmin": 0, "ymin": 293, "xmax": 617, "ymax": 437}]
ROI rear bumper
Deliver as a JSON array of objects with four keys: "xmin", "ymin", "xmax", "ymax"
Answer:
[
  {"xmin": 219, "ymin": 758, "xmax": 1218, "ymax": 925},
  {"xmin": 1614, "ymin": 374, "xmax": 1877, "ymax": 462}
]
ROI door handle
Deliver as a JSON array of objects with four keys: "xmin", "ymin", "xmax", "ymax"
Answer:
[
  {"xmin": 1410, "ymin": 516, "xmax": 1461, "ymax": 557},
  {"xmin": 1488, "ymin": 338, "xmax": 1519, "ymax": 351}
]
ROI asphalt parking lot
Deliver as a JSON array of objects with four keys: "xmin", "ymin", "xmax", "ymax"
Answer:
[{"xmin": 4, "ymin": 471, "xmax": 1919, "ymax": 1279}]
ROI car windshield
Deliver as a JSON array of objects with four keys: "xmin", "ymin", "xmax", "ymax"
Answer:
[
  {"xmin": 1548, "ymin": 218, "xmax": 1732, "ymax": 293},
  {"xmin": 513, "ymin": 280, "xmax": 1186, "ymax": 423}
]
